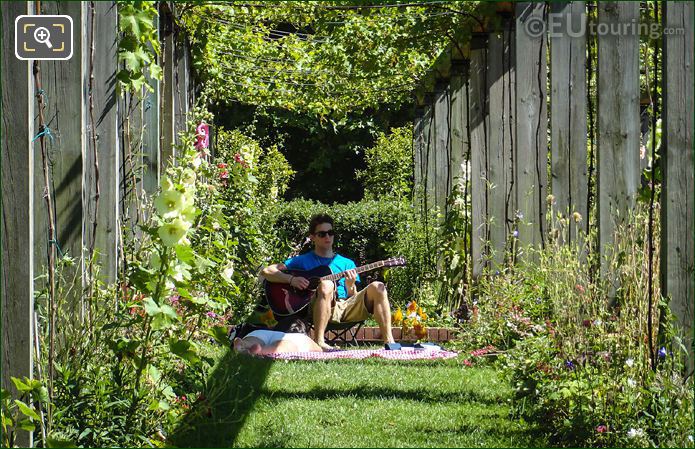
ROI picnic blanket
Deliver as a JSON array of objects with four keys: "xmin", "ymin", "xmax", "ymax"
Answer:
[{"xmin": 262, "ymin": 348, "xmax": 458, "ymax": 361}]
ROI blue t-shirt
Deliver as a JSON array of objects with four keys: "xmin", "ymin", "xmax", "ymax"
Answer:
[{"xmin": 283, "ymin": 251, "xmax": 360, "ymax": 299}]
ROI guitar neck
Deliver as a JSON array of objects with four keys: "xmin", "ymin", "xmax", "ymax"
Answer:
[{"xmin": 321, "ymin": 260, "xmax": 386, "ymax": 282}]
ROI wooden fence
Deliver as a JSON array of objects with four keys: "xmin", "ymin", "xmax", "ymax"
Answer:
[
  {"xmin": 413, "ymin": 2, "xmax": 693, "ymax": 367},
  {"xmin": 1, "ymin": 3, "xmax": 195, "ymax": 443}
]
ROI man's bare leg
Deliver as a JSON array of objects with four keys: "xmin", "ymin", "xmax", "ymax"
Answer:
[
  {"xmin": 366, "ymin": 282, "xmax": 395, "ymax": 344},
  {"xmin": 312, "ymin": 280, "xmax": 335, "ymax": 350}
]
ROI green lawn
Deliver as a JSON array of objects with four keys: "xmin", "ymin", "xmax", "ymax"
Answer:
[{"xmin": 170, "ymin": 350, "xmax": 547, "ymax": 448}]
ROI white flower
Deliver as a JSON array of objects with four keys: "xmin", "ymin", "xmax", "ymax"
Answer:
[
  {"xmin": 181, "ymin": 168, "xmax": 196, "ymax": 186},
  {"xmin": 593, "ymin": 319, "xmax": 602, "ymax": 326},
  {"xmin": 627, "ymin": 428, "xmax": 644, "ymax": 439},
  {"xmin": 625, "ymin": 358, "xmax": 634, "ymax": 367},
  {"xmin": 627, "ymin": 378, "xmax": 636, "ymax": 388},
  {"xmin": 221, "ymin": 261, "xmax": 234, "ymax": 285},
  {"xmin": 688, "ymin": 435, "xmax": 693, "ymax": 443},
  {"xmin": 154, "ymin": 189, "xmax": 184, "ymax": 219},
  {"xmin": 158, "ymin": 218, "xmax": 191, "ymax": 247},
  {"xmin": 160, "ymin": 176, "xmax": 174, "ymax": 191},
  {"xmin": 192, "ymin": 156, "xmax": 203, "ymax": 168}
]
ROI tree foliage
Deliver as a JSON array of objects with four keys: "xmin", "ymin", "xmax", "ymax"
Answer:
[{"xmin": 179, "ymin": 1, "xmax": 491, "ymax": 117}]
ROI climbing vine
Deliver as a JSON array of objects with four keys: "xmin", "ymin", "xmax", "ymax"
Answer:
[
  {"xmin": 179, "ymin": 1, "xmax": 493, "ymax": 117},
  {"xmin": 117, "ymin": 1, "xmax": 162, "ymax": 96}
]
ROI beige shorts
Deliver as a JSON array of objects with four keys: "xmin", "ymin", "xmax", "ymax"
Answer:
[{"xmin": 310, "ymin": 286, "xmax": 370, "ymax": 323}]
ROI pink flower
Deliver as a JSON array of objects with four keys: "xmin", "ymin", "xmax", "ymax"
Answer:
[
  {"xmin": 206, "ymin": 311, "xmax": 218, "ymax": 319},
  {"xmin": 195, "ymin": 123, "xmax": 209, "ymax": 150},
  {"xmin": 575, "ymin": 284, "xmax": 585, "ymax": 294},
  {"xmin": 169, "ymin": 294, "xmax": 180, "ymax": 305},
  {"xmin": 596, "ymin": 425, "xmax": 607, "ymax": 433},
  {"xmin": 463, "ymin": 359, "xmax": 473, "ymax": 367},
  {"xmin": 219, "ymin": 170, "xmax": 229, "ymax": 180},
  {"xmin": 217, "ymin": 162, "xmax": 227, "ymax": 169}
]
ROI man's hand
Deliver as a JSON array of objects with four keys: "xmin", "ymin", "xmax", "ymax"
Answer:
[
  {"xmin": 290, "ymin": 276, "xmax": 310, "ymax": 290},
  {"xmin": 344, "ymin": 269, "xmax": 358, "ymax": 295}
]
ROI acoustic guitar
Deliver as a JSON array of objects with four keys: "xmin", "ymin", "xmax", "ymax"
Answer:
[{"xmin": 264, "ymin": 257, "xmax": 406, "ymax": 316}]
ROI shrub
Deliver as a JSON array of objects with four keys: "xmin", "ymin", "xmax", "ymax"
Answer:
[{"xmin": 356, "ymin": 126, "xmax": 413, "ymax": 201}]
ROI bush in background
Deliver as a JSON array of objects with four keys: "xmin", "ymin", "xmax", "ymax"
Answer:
[{"xmin": 356, "ymin": 126, "xmax": 413, "ymax": 201}]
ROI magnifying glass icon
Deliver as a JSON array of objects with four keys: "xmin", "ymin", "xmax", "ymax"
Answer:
[{"xmin": 33, "ymin": 27, "xmax": 53, "ymax": 49}]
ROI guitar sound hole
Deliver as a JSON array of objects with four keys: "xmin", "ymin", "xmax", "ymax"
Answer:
[{"xmin": 307, "ymin": 278, "xmax": 321, "ymax": 290}]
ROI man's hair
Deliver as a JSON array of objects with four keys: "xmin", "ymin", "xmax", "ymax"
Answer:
[{"xmin": 308, "ymin": 213, "xmax": 334, "ymax": 235}]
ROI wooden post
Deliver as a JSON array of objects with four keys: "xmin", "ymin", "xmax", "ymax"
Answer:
[
  {"xmin": 83, "ymin": 1, "xmax": 119, "ymax": 282},
  {"xmin": 487, "ymin": 20, "xmax": 516, "ymax": 267},
  {"xmin": 433, "ymin": 79, "xmax": 450, "ymax": 216},
  {"xmin": 1, "ymin": 2, "xmax": 34, "ymax": 446},
  {"xmin": 550, "ymin": 1, "xmax": 588, "ymax": 244},
  {"xmin": 469, "ymin": 35, "xmax": 489, "ymax": 279},
  {"xmin": 174, "ymin": 34, "xmax": 190, "ymax": 143},
  {"xmin": 515, "ymin": 2, "xmax": 548, "ymax": 257},
  {"xmin": 597, "ymin": 2, "xmax": 640, "ymax": 274},
  {"xmin": 422, "ymin": 93, "xmax": 435, "ymax": 212},
  {"xmin": 662, "ymin": 1, "xmax": 694, "ymax": 371}
]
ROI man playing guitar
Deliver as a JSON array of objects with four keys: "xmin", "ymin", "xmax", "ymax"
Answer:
[{"xmin": 260, "ymin": 214, "xmax": 396, "ymax": 350}]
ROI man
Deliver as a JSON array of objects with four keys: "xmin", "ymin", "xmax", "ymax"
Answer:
[{"xmin": 261, "ymin": 214, "xmax": 396, "ymax": 350}]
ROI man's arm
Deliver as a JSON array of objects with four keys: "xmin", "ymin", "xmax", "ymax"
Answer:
[
  {"xmin": 261, "ymin": 263, "xmax": 310, "ymax": 290},
  {"xmin": 260, "ymin": 263, "xmax": 291, "ymax": 283}
]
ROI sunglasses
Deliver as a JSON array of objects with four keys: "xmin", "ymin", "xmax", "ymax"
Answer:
[{"xmin": 314, "ymin": 230, "xmax": 335, "ymax": 238}]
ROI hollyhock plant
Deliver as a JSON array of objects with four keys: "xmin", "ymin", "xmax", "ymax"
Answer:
[{"xmin": 195, "ymin": 122, "xmax": 209, "ymax": 150}]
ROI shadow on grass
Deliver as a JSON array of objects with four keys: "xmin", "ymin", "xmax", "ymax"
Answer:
[
  {"xmin": 263, "ymin": 385, "xmax": 505, "ymax": 406},
  {"xmin": 169, "ymin": 349, "xmax": 273, "ymax": 448}
]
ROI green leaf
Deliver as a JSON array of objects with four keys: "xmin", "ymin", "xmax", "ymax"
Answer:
[
  {"xmin": 17, "ymin": 418, "xmax": 35, "ymax": 432},
  {"xmin": 143, "ymin": 297, "xmax": 160, "ymax": 316},
  {"xmin": 169, "ymin": 338, "xmax": 201, "ymax": 365},
  {"xmin": 46, "ymin": 435, "xmax": 77, "ymax": 448},
  {"xmin": 11, "ymin": 377, "xmax": 32, "ymax": 392},
  {"xmin": 207, "ymin": 325, "xmax": 231, "ymax": 346},
  {"xmin": 15, "ymin": 400, "xmax": 40, "ymax": 420}
]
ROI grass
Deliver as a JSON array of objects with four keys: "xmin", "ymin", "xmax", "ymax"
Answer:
[{"xmin": 170, "ymin": 348, "xmax": 547, "ymax": 448}]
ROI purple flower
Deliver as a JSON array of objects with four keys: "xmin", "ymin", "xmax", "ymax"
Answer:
[
  {"xmin": 565, "ymin": 360, "xmax": 575, "ymax": 370},
  {"xmin": 658, "ymin": 347, "xmax": 667, "ymax": 358},
  {"xmin": 596, "ymin": 425, "xmax": 607, "ymax": 433},
  {"xmin": 206, "ymin": 311, "xmax": 218, "ymax": 319},
  {"xmin": 512, "ymin": 230, "xmax": 519, "ymax": 237}
]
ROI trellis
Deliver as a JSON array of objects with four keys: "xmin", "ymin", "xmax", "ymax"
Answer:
[
  {"xmin": 413, "ymin": 1, "xmax": 693, "ymax": 366},
  {"xmin": 1, "ymin": 2, "xmax": 196, "ymax": 444}
]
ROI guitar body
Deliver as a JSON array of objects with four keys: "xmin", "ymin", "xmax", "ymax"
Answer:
[{"xmin": 264, "ymin": 266, "xmax": 334, "ymax": 316}]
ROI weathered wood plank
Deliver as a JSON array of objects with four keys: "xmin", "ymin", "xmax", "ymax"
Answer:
[
  {"xmin": 160, "ymin": 5, "xmax": 175, "ymax": 169},
  {"xmin": 597, "ymin": 2, "xmax": 640, "ymax": 272},
  {"xmin": 433, "ymin": 80, "xmax": 450, "ymax": 216},
  {"xmin": 515, "ymin": 2, "xmax": 548, "ymax": 256},
  {"xmin": 550, "ymin": 1, "xmax": 588, "ymax": 244},
  {"xmin": 174, "ymin": 24, "xmax": 189, "ymax": 144},
  {"xmin": 38, "ymin": 1, "xmax": 83, "ymax": 318},
  {"xmin": 2, "ymin": 5, "xmax": 34, "ymax": 446},
  {"xmin": 469, "ymin": 36, "xmax": 489, "ymax": 278},
  {"xmin": 422, "ymin": 94, "xmax": 436, "ymax": 212},
  {"xmin": 412, "ymin": 105, "xmax": 425, "ymax": 191},
  {"xmin": 83, "ymin": 1, "xmax": 119, "ymax": 282},
  {"xmin": 449, "ymin": 60, "xmax": 469, "ymax": 187},
  {"xmin": 487, "ymin": 22, "xmax": 516, "ymax": 267},
  {"xmin": 142, "ymin": 14, "xmax": 160, "ymax": 195},
  {"xmin": 662, "ymin": 1, "xmax": 694, "ymax": 371}
]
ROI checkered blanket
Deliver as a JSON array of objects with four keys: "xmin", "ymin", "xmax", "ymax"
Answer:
[{"xmin": 262, "ymin": 348, "xmax": 458, "ymax": 361}]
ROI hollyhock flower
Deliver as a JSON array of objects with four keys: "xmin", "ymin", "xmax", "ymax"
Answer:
[
  {"xmin": 158, "ymin": 218, "xmax": 191, "ymax": 247},
  {"xmin": 154, "ymin": 189, "xmax": 184, "ymax": 219},
  {"xmin": 195, "ymin": 123, "xmax": 209, "ymax": 150},
  {"xmin": 181, "ymin": 168, "xmax": 196, "ymax": 186},
  {"xmin": 217, "ymin": 162, "xmax": 227, "ymax": 169},
  {"xmin": 596, "ymin": 425, "xmax": 607, "ymax": 433},
  {"xmin": 221, "ymin": 261, "xmax": 234, "ymax": 285},
  {"xmin": 160, "ymin": 176, "xmax": 174, "ymax": 191},
  {"xmin": 219, "ymin": 170, "xmax": 229, "ymax": 180}
]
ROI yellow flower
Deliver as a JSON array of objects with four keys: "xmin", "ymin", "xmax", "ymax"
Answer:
[
  {"xmin": 154, "ymin": 189, "xmax": 184, "ymax": 219},
  {"xmin": 160, "ymin": 176, "xmax": 174, "ymax": 191},
  {"xmin": 181, "ymin": 168, "xmax": 196, "ymax": 186},
  {"xmin": 158, "ymin": 218, "xmax": 191, "ymax": 247},
  {"xmin": 392, "ymin": 308, "xmax": 403, "ymax": 325},
  {"xmin": 406, "ymin": 301, "xmax": 418, "ymax": 315},
  {"xmin": 259, "ymin": 309, "xmax": 277, "ymax": 327}
]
